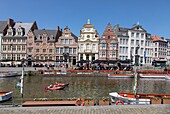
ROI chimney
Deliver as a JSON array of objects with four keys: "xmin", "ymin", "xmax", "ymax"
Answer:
[{"xmin": 7, "ymin": 18, "xmax": 14, "ymax": 26}]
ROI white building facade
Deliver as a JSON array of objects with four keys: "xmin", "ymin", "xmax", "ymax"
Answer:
[
  {"xmin": 78, "ymin": 19, "xmax": 99, "ymax": 61},
  {"xmin": 114, "ymin": 24, "xmax": 153, "ymax": 65}
]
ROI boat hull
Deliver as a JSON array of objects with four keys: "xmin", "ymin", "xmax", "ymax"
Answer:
[
  {"xmin": 108, "ymin": 74, "xmax": 134, "ymax": 78},
  {"xmin": 0, "ymin": 91, "xmax": 13, "ymax": 102},
  {"xmin": 0, "ymin": 72, "xmax": 17, "ymax": 78},
  {"xmin": 139, "ymin": 74, "xmax": 167, "ymax": 79}
]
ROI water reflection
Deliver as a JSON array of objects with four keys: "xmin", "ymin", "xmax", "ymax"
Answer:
[{"xmin": 0, "ymin": 76, "xmax": 170, "ymax": 101}]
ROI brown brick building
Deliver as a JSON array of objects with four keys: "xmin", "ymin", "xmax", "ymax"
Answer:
[
  {"xmin": 98, "ymin": 23, "xmax": 118, "ymax": 60},
  {"xmin": 55, "ymin": 26, "xmax": 78, "ymax": 67},
  {"xmin": 27, "ymin": 27, "xmax": 62, "ymax": 66}
]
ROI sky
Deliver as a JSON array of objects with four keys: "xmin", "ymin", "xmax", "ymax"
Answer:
[{"xmin": 1, "ymin": 0, "xmax": 170, "ymax": 38}]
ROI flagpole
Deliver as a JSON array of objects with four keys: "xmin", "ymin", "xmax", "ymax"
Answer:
[{"xmin": 20, "ymin": 62, "xmax": 24, "ymax": 106}]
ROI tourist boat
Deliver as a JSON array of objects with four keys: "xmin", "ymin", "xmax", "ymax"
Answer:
[
  {"xmin": 0, "ymin": 91, "xmax": 13, "ymax": 102},
  {"xmin": 45, "ymin": 85, "xmax": 65, "ymax": 90},
  {"xmin": 0, "ymin": 72, "xmax": 17, "ymax": 78},
  {"xmin": 108, "ymin": 73, "xmax": 134, "ymax": 78},
  {"xmin": 109, "ymin": 92, "xmax": 170, "ymax": 105},
  {"xmin": 139, "ymin": 73, "xmax": 167, "ymax": 79}
]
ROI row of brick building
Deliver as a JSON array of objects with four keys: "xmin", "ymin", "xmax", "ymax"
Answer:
[{"xmin": 0, "ymin": 18, "xmax": 169, "ymax": 67}]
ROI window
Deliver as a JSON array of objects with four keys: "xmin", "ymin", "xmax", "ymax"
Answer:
[
  {"xmin": 110, "ymin": 43, "xmax": 116, "ymax": 50},
  {"xmin": 131, "ymin": 40, "xmax": 134, "ymax": 45},
  {"xmin": 43, "ymin": 43, "xmax": 46, "ymax": 45},
  {"xmin": 65, "ymin": 39, "xmax": 69, "ymax": 44},
  {"xmin": 100, "ymin": 43, "xmax": 106, "ymax": 49},
  {"xmin": 17, "ymin": 46, "xmax": 21, "ymax": 51},
  {"xmin": 43, "ymin": 49, "xmax": 46, "ymax": 52},
  {"xmin": 141, "ymin": 40, "xmax": 144, "ymax": 46},
  {"xmin": 13, "ymin": 39, "xmax": 16, "ymax": 42},
  {"xmin": 41, "ymin": 56, "xmax": 44, "ymax": 60},
  {"xmin": 92, "ymin": 44, "xmax": 96, "ymax": 50},
  {"xmin": 56, "ymin": 48, "xmax": 59, "ymax": 54},
  {"xmin": 49, "ymin": 49, "xmax": 52, "ymax": 53},
  {"xmin": 69, "ymin": 39, "xmax": 73, "ymax": 44},
  {"xmin": 65, "ymin": 34, "xmax": 69, "ymax": 37},
  {"xmin": 18, "ymin": 32, "xmax": 22, "ymax": 36},
  {"xmin": 8, "ymin": 45, "xmax": 11, "ymax": 51},
  {"xmin": 136, "ymin": 33, "xmax": 139, "ymax": 38},
  {"xmin": 36, "ymin": 56, "xmax": 39, "ymax": 60},
  {"xmin": 45, "ymin": 56, "xmax": 48, "ymax": 60},
  {"xmin": 136, "ymin": 40, "xmax": 139, "ymax": 45},
  {"xmin": 17, "ymin": 54, "xmax": 20, "ymax": 60},
  {"xmin": 61, "ymin": 39, "xmax": 64, "ymax": 44},
  {"xmin": 36, "ymin": 43, "xmax": 39, "ymax": 46},
  {"xmin": 22, "ymin": 46, "xmax": 25, "ymax": 51},
  {"xmin": 73, "ymin": 48, "xmax": 76, "ymax": 54},
  {"xmin": 18, "ymin": 39, "xmax": 21, "ymax": 42},
  {"xmin": 131, "ymin": 32, "xmax": 134, "ymax": 37},
  {"xmin": 141, "ymin": 33, "xmax": 144, "ymax": 38},
  {"xmin": 36, "ymin": 49, "xmax": 39, "ymax": 53},
  {"xmin": 29, "ymin": 43, "xmax": 32, "ymax": 46},
  {"xmin": 100, "ymin": 52, "xmax": 106, "ymax": 58},
  {"xmin": 80, "ymin": 44, "xmax": 84, "ymax": 51},
  {"xmin": 110, "ymin": 52, "xmax": 116, "ymax": 58},
  {"xmin": 69, "ymin": 48, "xmax": 72, "ymax": 54},
  {"xmin": 60, "ymin": 48, "xmax": 63, "ymax": 54},
  {"xmin": 12, "ymin": 45, "xmax": 16, "ymax": 51},
  {"xmin": 8, "ymin": 32, "xmax": 12, "ymax": 36},
  {"xmin": 28, "ymin": 49, "xmax": 32, "ymax": 53},
  {"xmin": 64, "ymin": 47, "xmax": 69, "ymax": 53},
  {"xmin": 87, "ymin": 35, "xmax": 90, "ymax": 38},
  {"xmin": 108, "ymin": 35, "xmax": 110, "ymax": 39},
  {"xmin": 49, "ymin": 56, "xmax": 52, "ymax": 60},
  {"xmin": 86, "ymin": 43, "xmax": 90, "ymax": 51},
  {"xmin": 3, "ymin": 45, "xmax": 6, "ymax": 51},
  {"xmin": 49, "ymin": 43, "xmax": 53, "ymax": 46}
]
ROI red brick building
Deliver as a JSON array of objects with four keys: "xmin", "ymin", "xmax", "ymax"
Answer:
[{"xmin": 98, "ymin": 23, "xmax": 118, "ymax": 60}]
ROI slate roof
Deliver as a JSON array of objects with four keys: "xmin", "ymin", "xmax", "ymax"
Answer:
[
  {"xmin": 13, "ymin": 22, "xmax": 34, "ymax": 36},
  {"xmin": 0, "ymin": 21, "xmax": 7, "ymax": 32},
  {"xmin": 34, "ymin": 29, "xmax": 57, "ymax": 37}
]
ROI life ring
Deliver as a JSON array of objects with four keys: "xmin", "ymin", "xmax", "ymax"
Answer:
[
  {"xmin": 115, "ymin": 100, "xmax": 124, "ymax": 105},
  {"xmin": 75, "ymin": 98, "xmax": 85, "ymax": 106}
]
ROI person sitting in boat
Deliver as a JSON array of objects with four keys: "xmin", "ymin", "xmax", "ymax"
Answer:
[{"xmin": 48, "ymin": 84, "xmax": 53, "ymax": 88}]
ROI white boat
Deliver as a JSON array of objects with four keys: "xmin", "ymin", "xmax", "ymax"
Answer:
[
  {"xmin": 0, "ymin": 72, "xmax": 17, "ymax": 78},
  {"xmin": 139, "ymin": 73, "xmax": 167, "ymax": 79},
  {"xmin": 109, "ymin": 92, "xmax": 151, "ymax": 105},
  {"xmin": 0, "ymin": 91, "xmax": 13, "ymax": 102}
]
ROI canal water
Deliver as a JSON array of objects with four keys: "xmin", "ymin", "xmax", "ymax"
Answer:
[{"xmin": 0, "ymin": 75, "xmax": 170, "ymax": 104}]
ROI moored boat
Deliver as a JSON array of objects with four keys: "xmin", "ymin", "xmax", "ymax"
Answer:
[
  {"xmin": 109, "ymin": 92, "xmax": 170, "ymax": 105},
  {"xmin": 0, "ymin": 91, "xmax": 13, "ymax": 102},
  {"xmin": 139, "ymin": 73, "xmax": 167, "ymax": 79},
  {"xmin": 108, "ymin": 73, "xmax": 134, "ymax": 78},
  {"xmin": 0, "ymin": 72, "xmax": 17, "ymax": 78}
]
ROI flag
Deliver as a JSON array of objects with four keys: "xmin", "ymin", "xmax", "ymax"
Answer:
[
  {"xmin": 15, "ymin": 77, "xmax": 21, "ymax": 90},
  {"xmin": 144, "ymin": 51, "xmax": 146, "ymax": 58},
  {"xmin": 16, "ymin": 67, "xmax": 24, "ymax": 98}
]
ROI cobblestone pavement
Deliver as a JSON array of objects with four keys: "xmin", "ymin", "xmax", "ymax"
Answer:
[{"xmin": 0, "ymin": 104, "xmax": 170, "ymax": 114}]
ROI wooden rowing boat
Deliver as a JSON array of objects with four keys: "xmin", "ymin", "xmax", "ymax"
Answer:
[{"xmin": 0, "ymin": 91, "xmax": 13, "ymax": 102}]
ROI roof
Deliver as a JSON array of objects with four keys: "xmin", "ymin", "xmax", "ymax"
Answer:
[
  {"xmin": 0, "ymin": 21, "xmax": 7, "ymax": 32},
  {"xmin": 14, "ymin": 22, "xmax": 34, "ymax": 36},
  {"xmin": 34, "ymin": 29, "xmax": 57, "ymax": 38},
  {"xmin": 152, "ymin": 36, "xmax": 167, "ymax": 42}
]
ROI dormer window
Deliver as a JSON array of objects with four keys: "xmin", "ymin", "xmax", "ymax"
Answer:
[
  {"xmin": 17, "ymin": 26, "xmax": 23, "ymax": 36},
  {"xmin": 7, "ymin": 26, "xmax": 13, "ymax": 36}
]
